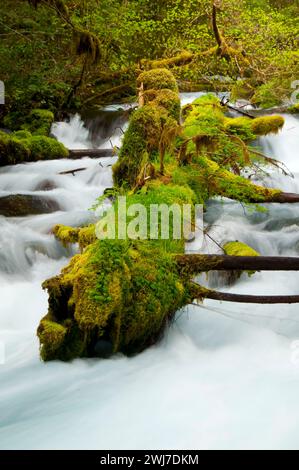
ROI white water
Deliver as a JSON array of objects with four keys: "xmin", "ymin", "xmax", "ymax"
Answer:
[{"xmin": 0, "ymin": 106, "xmax": 299, "ymax": 450}]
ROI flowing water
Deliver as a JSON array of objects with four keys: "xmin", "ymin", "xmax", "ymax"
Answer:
[{"xmin": 0, "ymin": 101, "xmax": 299, "ymax": 450}]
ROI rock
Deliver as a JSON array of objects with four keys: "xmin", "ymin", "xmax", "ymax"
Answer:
[
  {"xmin": 0, "ymin": 194, "xmax": 60, "ymax": 217},
  {"xmin": 93, "ymin": 339, "xmax": 114, "ymax": 358},
  {"xmin": 34, "ymin": 180, "xmax": 57, "ymax": 191},
  {"xmin": 265, "ymin": 218, "xmax": 299, "ymax": 231}
]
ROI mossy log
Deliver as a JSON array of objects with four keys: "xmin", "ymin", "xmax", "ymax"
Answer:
[{"xmin": 38, "ymin": 68, "xmax": 299, "ymax": 362}]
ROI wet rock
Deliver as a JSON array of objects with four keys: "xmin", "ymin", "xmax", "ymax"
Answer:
[
  {"xmin": 0, "ymin": 194, "xmax": 60, "ymax": 217},
  {"xmin": 265, "ymin": 218, "xmax": 299, "ymax": 231},
  {"xmin": 34, "ymin": 180, "xmax": 57, "ymax": 191},
  {"xmin": 93, "ymin": 339, "xmax": 114, "ymax": 358}
]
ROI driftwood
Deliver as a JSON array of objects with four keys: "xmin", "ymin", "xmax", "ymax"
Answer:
[{"xmin": 68, "ymin": 149, "xmax": 116, "ymax": 159}]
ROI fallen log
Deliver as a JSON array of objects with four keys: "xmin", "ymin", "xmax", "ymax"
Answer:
[
  {"xmin": 271, "ymin": 192, "xmax": 299, "ymax": 203},
  {"xmin": 204, "ymin": 291, "xmax": 299, "ymax": 304},
  {"xmin": 68, "ymin": 149, "xmax": 116, "ymax": 159},
  {"xmin": 176, "ymin": 255, "xmax": 299, "ymax": 276}
]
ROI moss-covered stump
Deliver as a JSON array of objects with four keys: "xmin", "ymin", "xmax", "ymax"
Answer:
[
  {"xmin": 38, "ymin": 68, "xmax": 290, "ymax": 362},
  {"xmin": 38, "ymin": 240, "xmax": 190, "ymax": 361},
  {"xmin": 0, "ymin": 130, "xmax": 69, "ymax": 166}
]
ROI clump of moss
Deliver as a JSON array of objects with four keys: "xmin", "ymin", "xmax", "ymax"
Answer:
[
  {"xmin": 0, "ymin": 131, "xmax": 69, "ymax": 166},
  {"xmin": 288, "ymin": 103, "xmax": 299, "ymax": 114},
  {"xmin": 4, "ymin": 109, "xmax": 54, "ymax": 135},
  {"xmin": 144, "ymin": 89, "xmax": 181, "ymax": 121},
  {"xmin": 224, "ymin": 241, "xmax": 260, "ymax": 277},
  {"xmin": 250, "ymin": 116, "xmax": 285, "ymax": 136},
  {"xmin": 37, "ymin": 319, "xmax": 68, "ymax": 361},
  {"xmin": 12, "ymin": 130, "xmax": 32, "ymax": 140},
  {"xmin": 53, "ymin": 225, "xmax": 80, "ymax": 246},
  {"xmin": 113, "ymin": 69, "xmax": 181, "ymax": 188},
  {"xmin": 113, "ymin": 105, "xmax": 161, "ymax": 187},
  {"xmin": 23, "ymin": 109, "xmax": 54, "ymax": 136},
  {"xmin": 137, "ymin": 68, "xmax": 179, "ymax": 92},
  {"xmin": 224, "ymin": 117, "xmax": 255, "ymax": 141},
  {"xmin": 223, "ymin": 241, "xmax": 260, "ymax": 257},
  {"xmin": 53, "ymin": 224, "xmax": 96, "ymax": 251},
  {"xmin": 28, "ymin": 135, "xmax": 69, "ymax": 160},
  {"xmin": 0, "ymin": 131, "xmax": 31, "ymax": 165}
]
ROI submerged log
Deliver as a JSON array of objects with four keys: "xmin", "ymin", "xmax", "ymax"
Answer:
[{"xmin": 68, "ymin": 149, "xmax": 116, "ymax": 159}]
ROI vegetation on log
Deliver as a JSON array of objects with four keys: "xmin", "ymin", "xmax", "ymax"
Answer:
[{"xmin": 37, "ymin": 68, "xmax": 299, "ymax": 362}]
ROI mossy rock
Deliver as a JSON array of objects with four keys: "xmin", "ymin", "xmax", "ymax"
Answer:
[
  {"xmin": 137, "ymin": 68, "xmax": 179, "ymax": 92},
  {"xmin": 0, "ymin": 131, "xmax": 68, "ymax": 166},
  {"xmin": 28, "ymin": 135, "xmax": 69, "ymax": 161},
  {"xmin": 53, "ymin": 224, "xmax": 96, "ymax": 251},
  {"xmin": 0, "ymin": 194, "xmax": 60, "ymax": 217},
  {"xmin": 0, "ymin": 132, "xmax": 31, "ymax": 165}
]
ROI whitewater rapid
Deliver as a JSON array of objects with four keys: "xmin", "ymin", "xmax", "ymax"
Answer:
[{"xmin": 0, "ymin": 105, "xmax": 299, "ymax": 450}]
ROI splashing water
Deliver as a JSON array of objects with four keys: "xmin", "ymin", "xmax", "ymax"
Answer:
[{"xmin": 0, "ymin": 103, "xmax": 299, "ymax": 450}]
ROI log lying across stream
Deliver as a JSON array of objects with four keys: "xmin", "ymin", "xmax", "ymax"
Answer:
[
  {"xmin": 68, "ymin": 149, "xmax": 116, "ymax": 159},
  {"xmin": 176, "ymin": 255, "xmax": 299, "ymax": 275}
]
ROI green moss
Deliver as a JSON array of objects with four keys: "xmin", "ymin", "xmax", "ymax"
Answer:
[
  {"xmin": 4, "ymin": 109, "xmax": 54, "ymax": 135},
  {"xmin": 252, "ymin": 82, "xmax": 283, "ymax": 109},
  {"xmin": 37, "ymin": 318, "xmax": 67, "ymax": 361},
  {"xmin": 22, "ymin": 109, "xmax": 54, "ymax": 136},
  {"xmin": 144, "ymin": 89, "xmax": 181, "ymax": 121},
  {"xmin": 39, "ymin": 238, "xmax": 190, "ymax": 360},
  {"xmin": 137, "ymin": 68, "xmax": 178, "ymax": 92},
  {"xmin": 250, "ymin": 115, "xmax": 285, "ymax": 136},
  {"xmin": 53, "ymin": 224, "xmax": 96, "ymax": 251},
  {"xmin": 113, "ymin": 105, "xmax": 161, "ymax": 187},
  {"xmin": 27, "ymin": 135, "xmax": 69, "ymax": 161},
  {"xmin": 12, "ymin": 130, "xmax": 32, "ymax": 140},
  {"xmin": 0, "ymin": 132, "xmax": 31, "ymax": 166},
  {"xmin": 223, "ymin": 241, "xmax": 260, "ymax": 277},
  {"xmin": 224, "ymin": 117, "xmax": 255, "ymax": 141},
  {"xmin": 288, "ymin": 103, "xmax": 299, "ymax": 114},
  {"xmin": 53, "ymin": 224, "xmax": 80, "ymax": 246},
  {"xmin": 230, "ymin": 80, "xmax": 254, "ymax": 102},
  {"xmin": 0, "ymin": 131, "xmax": 68, "ymax": 166},
  {"xmin": 223, "ymin": 241, "xmax": 260, "ymax": 257}
]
